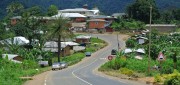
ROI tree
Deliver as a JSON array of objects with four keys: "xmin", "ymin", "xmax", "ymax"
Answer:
[
  {"xmin": 11, "ymin": 12, "xmax": 42, "ymax": 45},
  {"xmin": 6, "ymin": 1, "xmax": 24, "ymax": 16},
  {"xmin": 172, "ymin": 9, "xmax": 180, "ymax": 20},
  {"xmin": 47, "ymin": 5, "xmax": 58, "ymax": 16},
  {"xmin": 127, "ymin": 0, "xmax": 160, "ymax": 23},
  {"xmin": 48, "ymin": 16, "xmax": 73, "ymax": 62},
  {"xmin": 25, "ymin": 6, "xmax": 42, "ymax": 16},
  {"xmin": 111, "ymin": 17, "xmax": 126, "ymax": 31},
  {"xmin": 0, "ymin": 22, "xmax": 15, "ymax": 40}
]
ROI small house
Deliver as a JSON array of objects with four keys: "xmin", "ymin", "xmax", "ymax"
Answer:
[
  {"xmin": 136, "ymin": 37, "xmax": 148, "ymax": 44},
  {"xmin": 75, "ymin": 35, "xmax": 91, "ymax": 45},
  {"xmin": 10, "ymin": 16, "xmax": 22, "ymax": 25},
  {"xmin": 43, "ymin": 41, "xmax": 70, "ymax": 56}
]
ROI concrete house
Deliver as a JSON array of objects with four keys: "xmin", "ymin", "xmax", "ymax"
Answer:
[
  {"xmin": 43, "ymin": 41, "xmax": 70, "ymax": 56},
  {"xmin": 10, "ymin": 16, "xmax": 22, "ymax": 25},
  {"xmin": 43, "ymin": 41, "xmax": 79, "ymax": 56}
]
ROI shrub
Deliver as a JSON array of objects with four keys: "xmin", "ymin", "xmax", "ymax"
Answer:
[
  {"xmin": 160, "ymin": 59, "xmax": 174, "ymax": 74},
  {"xmin": 119, "ymin": 68, "xmax": 134, "ymax": 76},
  {"xmin": 22, "ymin": 60, "xmax": 39, "ymax": 70},
  {"xmin": 126, "ymin": 39, "xmax": 136, "ymax": 48},
  {"xmin": 164, "ymin": 70, "xmax": 180, "ymax": 85},
  {"xmin": 154, "ymin": 74, "xmax": 162, "ymax": 83}
]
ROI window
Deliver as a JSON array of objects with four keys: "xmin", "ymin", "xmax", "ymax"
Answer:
[{"xmin": 95, "ymin": 22, "xmax": 98, "ymax": 25}]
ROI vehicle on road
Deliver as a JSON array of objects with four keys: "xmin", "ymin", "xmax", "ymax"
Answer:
[
  {"xmin": 111, "ymin": 49, "xmax": 117, "ymax": 55},
  {"xmin": 52, "ymin": 62, "xmax": 62, "ymax": 70},
  {"xmin": 60, "ymin": 62, "xmax": 68, "ymax": 68},
  {"xmin": 85, "ymin": 52, "xmax": 91, "ymax": 57}
]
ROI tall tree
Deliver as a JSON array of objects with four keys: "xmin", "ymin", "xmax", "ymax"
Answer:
[
  {"xmin": 6, "ymin": 1, "xmax": 24, "ymax": 15},
  {"xmin": 48, "ymin": 16, "xmax": 73, "ymax": 62},
  {"xmin": 47, "ymin": 5, "xmax": 58, "ymax": 16},
  {"xmin": 172, "ymin": 9, "xmax": 180, "ymax": 20},
  {"xmin": 11, "ymin": 12, "xmax": 42, "ymax": 45},
  {"xmin": 127, "ymin": 0, "xmax": 160, "ymax": 23}
]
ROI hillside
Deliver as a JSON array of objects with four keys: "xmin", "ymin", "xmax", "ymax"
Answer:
[{"xmin": 0, "ymin": 0, "xmax": 180, "ymax": 19}]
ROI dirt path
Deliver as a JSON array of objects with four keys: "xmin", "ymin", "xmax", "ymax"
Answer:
[{"xmin": 23, "ymin": 71, "xmax": 50, "ymax": 85}]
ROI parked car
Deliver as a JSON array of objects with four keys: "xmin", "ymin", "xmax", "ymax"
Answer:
[
  {"xmin": 85, "ymin": 52, "xmax": 91, "ymax": 57},
  {"xmin": 60, "ymin": 62, "xmax": 68, "ymax": 68},
  {"xmin": 52, "ymin": 62, "xmax": 62, "ymax": 70},
  {"xmin": 111, "ymin": 49, "xmax": 117, "ymax": 55}
]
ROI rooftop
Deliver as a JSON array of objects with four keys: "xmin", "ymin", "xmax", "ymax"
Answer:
[{"xmin": 52, "ymin": 13, "xmax": 86, "ymax": 18}]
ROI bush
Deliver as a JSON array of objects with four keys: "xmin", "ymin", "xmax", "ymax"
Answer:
[
  {"xmin": 160, "ymin": 59, "xmax": 174, "ymax": 74},
  {"xmin": 126, "ymin": 39, "xmax": 137, "ymax": 48},
  {"xmin": 164, "ymin": 70, "xmax": 180, "ymax": 85},
  {"xmin": 154, "ymin": 74, "xmax": 162, "ymax": 83},
  {"xmin": 119, "ymin": 68, "xmax": 134, "ymax": 76},
  {"xmin": 99, "ymin": 57, "xmax": 127, "ymax": 71},
  {"xmin": 22, "ymin": 60, "xmax": 39, "ymax": 70}
]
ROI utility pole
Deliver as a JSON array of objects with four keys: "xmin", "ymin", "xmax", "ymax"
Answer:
[
  {"xmin": 117, "ymin": 33, "xmax": 120, "ymax": 51},
  {"xmin": 148, "ymin": 6, "xmax": 152, "ymax": 74}
]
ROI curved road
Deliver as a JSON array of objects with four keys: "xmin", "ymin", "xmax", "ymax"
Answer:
[{"xmin": 45, "ymin": 34, "xmax": 143, "ymax": 85}]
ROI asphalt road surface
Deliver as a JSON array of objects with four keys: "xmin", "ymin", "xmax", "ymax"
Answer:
[{"xmin": 45, "ymin": 34, "xmax": 144, "ymax": 85}]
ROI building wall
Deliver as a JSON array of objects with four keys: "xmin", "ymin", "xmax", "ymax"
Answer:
[
  {"xmin": 88, "ymin": 21, "xmax": 105, "ymax": 29},
  {"xmin": 75, "ymin": 17, "xmax": 86, "ymax": 22},
  {"xmin": 11, "ymin": 19, "xmax": 18, "ymax": 25},
  {"xmin": 76, "ymin": 38, "xmax": 90, "ymax": 44},
  {"xmin": 145, "ymin": 26, "xmax": 176, "ymax": 32},
  {"xmin": 105, "ymin": 27, "xmax": 113, "ymax": 32},
  {"xmin": 61, "ymin": 46, "xmax": 71, "ymax": 56}
]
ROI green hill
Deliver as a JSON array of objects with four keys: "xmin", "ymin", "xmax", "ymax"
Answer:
[{"xmin": 0, "ymin": 0, "xmax": 179, "ymax": 19}]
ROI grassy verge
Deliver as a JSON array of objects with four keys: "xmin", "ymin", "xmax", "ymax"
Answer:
[{"xmin": 0, "ymin": 59, "xmax": 51, "ymax": 85}]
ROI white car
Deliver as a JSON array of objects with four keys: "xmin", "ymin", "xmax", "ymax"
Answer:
[
  {"xmin": 52, "ymin": 62, "xmax": 62, "ymax": 70},
  {"xmin": 60, "ymin": 62, "xmax": 68, "ymax": 68}
]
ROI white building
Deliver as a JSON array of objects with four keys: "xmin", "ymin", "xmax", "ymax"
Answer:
[{"xmin": 59, "ymin": 8, "xmax": 100, "ymax": 16}]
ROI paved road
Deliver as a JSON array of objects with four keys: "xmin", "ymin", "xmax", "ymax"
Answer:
[{"xmin": 45, "ymin": 34, "xmax": 143, "ymax": 85}]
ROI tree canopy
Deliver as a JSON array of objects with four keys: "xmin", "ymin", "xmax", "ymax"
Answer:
[
  {"xmin": 47, "ymin": 5, "xmax": 58, "ymax": 16},
  {"xmin": 127, "ymin": 0, "xmax": 160, "ymax": 23}
]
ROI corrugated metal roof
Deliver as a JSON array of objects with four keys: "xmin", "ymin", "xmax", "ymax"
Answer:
[
  {"xmin": 52, "ymin": 13, "xmax": 86, "ymax": 18},
  {"xmin": 76, "ymin": 35, "xmax": 91, "ymax": 39},
  {"xmin": 91, "ymin": 15, "xmax": 113, "ymax": 19}
]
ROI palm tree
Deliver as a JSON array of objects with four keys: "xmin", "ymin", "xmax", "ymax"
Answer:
[{"xmin": 48, "ymin": 16, "xmax": 73, "ymax": 62}]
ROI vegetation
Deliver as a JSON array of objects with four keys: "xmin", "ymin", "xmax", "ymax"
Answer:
[
  {"xmin": 164, "ymin": 70, "xmax": 180, "ymax": 85},
  {"xmin": 0, "ymin": 58, "xmax": 50, "ymax": 85},
  {"xmin": 0, "ymin": 0, "xmax": 180, "ymax": 19},
  {"xmin": 111, "ymin": 18, "xmax": 145, "ymax": 31},
  {"xmin": 127, "ymin": 0, "xmax": 160, "ymax": 23},
  {"xmin": 85, "ymin": 37, "xmax": 106, "ymax": 52},
  {"xmin": 99, "ymin": 30, "xmax": 180, "ymax": 84},
  {"xmin": 47, "ymin": 5, "xmax": 58, "ymax": 16},
  {"xmin": 127, "ymin": 0, "xmax": 180, "ymax": 24},
  {"xmin": 48, "ymin": 16, "xmax": 73, "ymax": 62}
]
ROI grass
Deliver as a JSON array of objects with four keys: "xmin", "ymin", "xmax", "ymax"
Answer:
[
  {"xmin": 52, "ymin": 52, "xmax": 85, "ymax": 66},
  {"xmin": 0, "ymin": 59, "xmax": 51, "ymax": 85}
]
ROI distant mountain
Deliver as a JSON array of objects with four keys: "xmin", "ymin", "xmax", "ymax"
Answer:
[{"xmin": 0, "ymin": 0, "xmax": 180, "ymax": 19}]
